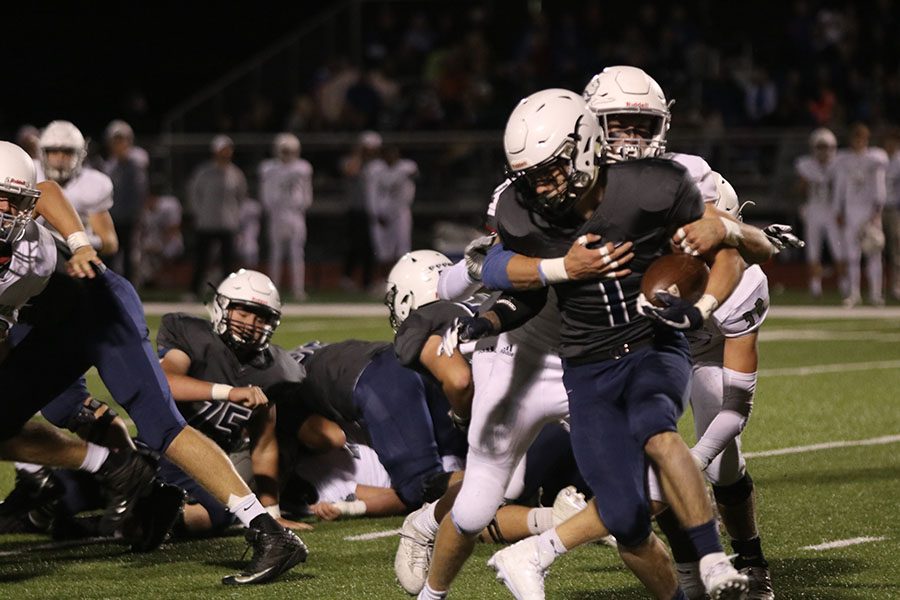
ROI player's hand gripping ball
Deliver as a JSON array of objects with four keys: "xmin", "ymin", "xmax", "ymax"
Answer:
[{"xmin": 639, "ymin": 253, "xmax": 709, "ymax": 307}]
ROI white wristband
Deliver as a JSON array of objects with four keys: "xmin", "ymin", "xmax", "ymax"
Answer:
[
  {"xmin": 66, "ymin": 231, "xmax": 92, "ymax": 253},
  {"xmin": 719, "ymin": 217, "xmax": 743, "ymax": 247},
  {"xmin": 538, "ymin": 257, "xmax": 569, "ymax": 284},
  {"xmin": 211, "ymin": 383, "xmax": 233, "ymax": 401},
  {"xmin": 265, "ymin": 504, "xmax": 282, "ymax": 519},
  {"xmin": 332, "ymin": 500, "xmax": 367, "ymax": 517},
  {"xmin": 694, "ymin": 294, "xmax": 719, "ymax": 321}
]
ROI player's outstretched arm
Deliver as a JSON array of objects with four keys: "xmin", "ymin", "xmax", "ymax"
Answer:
[
  {"xmin": 36, "ymin": 180, "xmax": 103, "ymax": 278},
  {"xmin": 673, "ymin": 203, "xmax": 778, "ymax": 265},
  {"xmin": 481, "ymin": 236, "xmax": 633, "ymax": 291}
]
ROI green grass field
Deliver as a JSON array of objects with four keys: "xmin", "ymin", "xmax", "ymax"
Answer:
[{"xmin": 0, "ymin": 307, "xmax": 898, "ymax": 599}]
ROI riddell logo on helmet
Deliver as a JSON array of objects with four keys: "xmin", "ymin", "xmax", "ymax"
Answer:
[
  {"xmin": 510, "ymin": 160, "xmax": 528, "ymax": 169},
  {"xmin": 4, "ymin": 177, "xmax": 26, "ymax": 185},
  {"xmin": 625, "ymin": 101, "xmax": 649, "ymax": 108}
]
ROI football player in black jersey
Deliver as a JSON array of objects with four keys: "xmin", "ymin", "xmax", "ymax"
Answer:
[
  {"xmin": 443, "ymin": 90, "xmax": 749, "ymax": 600},
  {"xmin": 156, "ymin": 269, "xmax": 313, "ymax": 536}
]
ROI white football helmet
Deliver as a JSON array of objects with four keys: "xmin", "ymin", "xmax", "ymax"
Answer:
[
  {"xmin": 583, "ymin": 65, "xmax": 672, "ymax": 162},
  {"xmin": 210, "ymin": 269, "xmax": 282, "ymax": 352},
  {"xmin": 0, "ymin": 141, "xmax": 41, "ymax": 245},
  {"xmin": 274, "ymin": 132, "xmax": 301, "ymax": 158},
  {"xmin": 712, "ymin": 171, "xmax": 753, "ymax": 221},
  {"xmin": 504, "ymin": 88, "xmax": 600, "ymax": 219},
  {"xmin": 809, "ymin": 127, "xmax": 837, "ymax": 149},
  {"xmin": 39, "ymin": 120, "xmax": 87, "ymax": 184},
  {"xmin": 385, "ymin": 250, "xmax": 453, "ymax": 330}
]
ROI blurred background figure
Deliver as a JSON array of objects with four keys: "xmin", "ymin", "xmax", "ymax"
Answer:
[
  {"xmin": 15, "ymin": 124, "xmax": 41, "ymax": 160},
  {"xmin": 371, "ymin": 145, "xmax": 418, "ymax": 285},
  {"xmin": 236, "ymin": 196, "xmax": 262, "ymax": 269},
  {"xmin": 138, "ymin": 184, "xmax": 184, "ymax": 288},
  {"xmin": 795, "ymin": 128, "xmax": 841, "ymax": 298},
  {"xmin": 832, "ymin": 123, "xmax": 889, "ymax": 307},
  {"xmin": 36, "ymin": 120, "xmax": 119, "ymax": 258},
  {"xmin": 258, "ymin": 132, "xmax": 313, "ymax": 301},
  {"xmin": 883, "ymin": 128, "xmax": 900, "ymax": 300},
  {"xmin": 339, "ymin": 130, "xmax": 383, "ymax": 292},
  {"xmin": 102, "ymin": 119, "xmax": 149, "ymax": 283},
  {"xmin": 186, "ymin": 134, "xmax": 246, "ymax": 299}
]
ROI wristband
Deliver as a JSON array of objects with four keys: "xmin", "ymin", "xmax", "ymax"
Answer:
[
  {"xmin": 719, "ymin": 217, "xmax": 743, "ymax": 247},
  {"xmin": 265, "ymin": 504, "xmax": 282, "ymax": 519},
  {"xmin": 332, "ymin": 500, "xmax": 367, "ymax": 517},
  {"xmin": 211, "ymin": 383, "xmax": 233, "ymax": 401},
  {"xmin": 66, "ymin": 231, "xmax": 92, "ymax": 253},
  {"xmin": 694, "ymin": 294, "xmax": 719, "ymax": 320},
  {"xmin": 538, "ymin": 257, "xmax": 569, "ymax": 284}
]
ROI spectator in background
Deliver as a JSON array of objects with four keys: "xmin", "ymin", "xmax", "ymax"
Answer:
[
  {"xmin": 258, "ymin": 133, "xmax": 313, "ymax": 301},
  {"xmin": 102, "ymin": 119, "xmax": 148, "ymax": 283},
  {"xmin": 139, "ymin": 185, "xmax": 184, "ymax": 288},
  {"xmin": 371, "ymin": 145, "xmax": 417, "ymax": 281},
  {"xmin": 15, "ymin": 124, "xmax": 40, "ymax": 160},
  {"xmin": 832, "ymin": 123, "xmax": 889, "ymax": 307},
  {"xmin": 236, "ymin": 196, "xmax": 262, "ymax": 269},
  {"xmin": 883, "ymin": 128, "xmax": 900, "ymax": 300},
  {"xmin": 186, "ymin": 135, "xmax": 246, "ymax": 299},
  {"xmin": 795, "ymin": 127, "xmax": 842, "ymax": 298},
  {"xmin": 339, "ymin": 131, "xmax": 383, "ymax": 292}
]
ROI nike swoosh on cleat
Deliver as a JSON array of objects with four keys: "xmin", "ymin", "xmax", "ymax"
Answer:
[{"xmin": 222, "ymin": 566, "xmax": 276, "ymax": 585}]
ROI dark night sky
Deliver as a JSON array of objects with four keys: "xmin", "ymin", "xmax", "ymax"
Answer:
[{"xmin": 2, "ymin": 3, "xmax": 331, "ymax": 140}]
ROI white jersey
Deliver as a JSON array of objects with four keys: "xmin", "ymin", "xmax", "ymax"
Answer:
[
  {"xmin": 35, "ymin": 167, "xmax": 114, "ymax": 245},
  {"xmin": 291, "ymin": 444, "xmax": 392, "ymax": 504},
  {"xmin": 665, "ymin": 152, "xmax": 718, "ymax": 203},
  {"xmin": 794, "ymin": 155, "xmax": 835, "ymax": 207},
  {"xmin": 258, "ymin": 158, "xmax": 313, "ymax": 217},
  {"xmin": 0, "ymin": 221, "xmax": 58, "ymax": 330},
  {"xmin": 377, "ymin": 159, "xmax": 418, "ymax": 210},
  {"xmin": 688, "ymin": 264, "xmax": 769, "ymax": 364},
  {"xmin": 832, "ymin": 148, "xmax": 888, "ymax": 220}
]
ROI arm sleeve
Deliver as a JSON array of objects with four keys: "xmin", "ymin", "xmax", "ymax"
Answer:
[
  {"xmin": 489, "ymin": 288, "xmax": 548, "ymax": 332},
  {"xmin": 437, "ymin": 259, "xmax": 480, "ymax": 301},
  {"xmin": 481, "ymin": 243, "xmax": 516, "ymax": 290}
]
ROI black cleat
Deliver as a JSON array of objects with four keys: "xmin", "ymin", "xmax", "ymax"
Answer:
[
  {"xmin": 222, "ymin": 526, "xmax": 308, "ymax": 585},
  {"xmin": 94, "ymin": 450, "xmax": 157, "ymax": 541},
  {"xmin": 0, "ymin": 467, "xmax": 62, "ymax": 534},
  {"xmin": 129, "ymin": 481, "xmax": 186, "ymax": 553}
]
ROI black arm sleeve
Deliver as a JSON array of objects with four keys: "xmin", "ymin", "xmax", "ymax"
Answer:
[{"xmin": 487, "ymin": 287, "xmax": 548, "ymax": 332}]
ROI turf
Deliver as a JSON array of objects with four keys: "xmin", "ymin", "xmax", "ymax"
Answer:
[{"xmin": 0, "ymin": 311, "xmax": 897, "ymax": 598}]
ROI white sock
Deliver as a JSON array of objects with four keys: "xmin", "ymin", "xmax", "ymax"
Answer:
[
  {"xmin": 415, "ymin": 502, "xmax": 440, "ymax": 538},
  {"xmin": 80, "ymin": 444, "xmax": 110, "ymax": 473},
  {"xmin": 536, "ymin": 528, "xmax": 567, "ymax": 569},
  {"xmin": 14, "ymin": 462, "xmax": 45, "ymax": 474},
  {"xmin": 417, "ymin": 582, "xmax": 448, "ymax": 600},
  {"xmin": 527, "ymin": 507, "xmax": 555, "ymax": 534},
  {"xmin": 227, "ymin": 493, "xmax": 267, "ymax": 527}
]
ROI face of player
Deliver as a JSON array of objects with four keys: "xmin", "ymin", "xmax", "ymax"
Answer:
[
  {"xmin": 606, "ymin": 114, "xmax": 655, "ymax": 148},
  {"xmin": 45, "ymin": 148, "xmax": 78, "ymax": 172},
  {"xmin": 227, "ymin": 305, "xmax": 276, "ymax": 347},
  {"xmin": 813, "ymin": 142, "xmax": 835, "ymax": 163},
  {"xmin": 529, "ymin": 162, "xmax": 570, "ymax": 199},
  {"xmin": 849, "ymin": 128, "xmax": 869, "ymax": 152}
]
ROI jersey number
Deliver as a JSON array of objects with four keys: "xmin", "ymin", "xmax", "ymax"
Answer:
[
  {"xmin": 194, "ymin": 402, "xmax": 253, "ymax": 439},
  {"xmin": 741, "ymin": 298, "xmax": 766, "ymax": 327},
  {"xmin": 598, "ymin": 280, "xmax": 630, "ymax": 326}
]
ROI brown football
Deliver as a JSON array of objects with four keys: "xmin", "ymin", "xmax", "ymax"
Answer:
[{"xmin": 640, "ymin": 254, "xmax": 710, "ymax": 307}]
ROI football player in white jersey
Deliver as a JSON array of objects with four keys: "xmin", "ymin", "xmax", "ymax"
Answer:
[
  {"xmin": 258, "ymin": 133, "xmax": 313, "ymax": 300},
  {"xmin": 831, "ymin": 123, "xmax": 889, "ymax": 307},
  {"xmin": 795, "ymin": 128, "xmax": 842, "ymax": 298},
  {"xmin": 36, "ymin": 120, "xmax": 119, "ymax": 257}
]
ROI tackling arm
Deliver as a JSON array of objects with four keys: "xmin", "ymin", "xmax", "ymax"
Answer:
[
  {"xmin": 35, "ymin": 180, "xmax": 103, "ymax": 278},
  {"xmin": 159, "ymin": 347, "xmax": 268, "ymax": 409},
  {"xmin": 673, "ymin": 203, "xmax": 780, "ymax": 264}
]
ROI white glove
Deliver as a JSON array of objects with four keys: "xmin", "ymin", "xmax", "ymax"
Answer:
[
  {"xmin": 437, "ymin": 319, "xmax": 460, "ymax": 358},
  {"xmin": 463, "ymin": 233, "xmax": 497, "ymax": 281},
  {"xmin": 763, "ymin": 224, "xmax": 805, "ymax": 252}
]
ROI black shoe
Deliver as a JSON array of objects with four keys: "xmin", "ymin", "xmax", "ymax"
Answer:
[
  {"xmin": 129, "ymin": 481, "xmax": 186, "ymax": 553},
  {"xmin": 94, "ymin": 450, "xmax": 157, "ymax": 540},
  {"xmin": 0, "ymin": 467, "xmax": 62, "ymax": 533},
  {"xmin": 222, "ymin": 526, "xmax": 308, "ymax": 585}
]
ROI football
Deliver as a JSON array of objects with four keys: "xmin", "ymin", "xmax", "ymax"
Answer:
[{"xmin": 640, "ymin": 253, "xmax": 710, "ymax": 307}]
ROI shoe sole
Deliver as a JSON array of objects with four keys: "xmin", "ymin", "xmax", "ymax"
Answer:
[
  {"xmin": 221, "ymin": 543, "xmax": 308, "ymax": 585},
  {"xmin": 130, "ymin": 483, "xmax": 186, "ymax": 553},
  {"xmin": 710, "ymin": 580, "xmax": 750, "ymax": 600}
]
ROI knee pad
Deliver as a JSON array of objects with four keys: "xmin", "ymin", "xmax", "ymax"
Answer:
[
  {"xmin": 451, "ymin": 471, "xmax": 507, "ymax": 535},
  {"xmin": 712, "ymin": 472, "xmax": 754, "ymax": 507}
]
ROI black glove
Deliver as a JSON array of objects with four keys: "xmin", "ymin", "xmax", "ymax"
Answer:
[{"xmin": 636, "ymin": 292, "xmax": 717, "ymax": 331}]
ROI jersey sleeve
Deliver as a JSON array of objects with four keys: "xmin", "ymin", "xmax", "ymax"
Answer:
[
  {"xmin": 393, "ymin": 311, "xmax": 434, "ymax": 367},
  {"xmin": 80, "ymin": 170, "xmax": 114, "ymax": 213},
  {"xmin": 713, "ymin": 266, "xmax": 770, "ymax": 337},
  {"xmin": 156, "ymin": 313, "xmax": 194, "ymax": 358}
]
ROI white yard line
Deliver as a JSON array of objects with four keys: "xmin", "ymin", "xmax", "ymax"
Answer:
[
  {"xmin": 744, "ymin": 434, "xmax": 900, "ymax": 458},
  {"xmin": 343, "ymin": 528, "xmax": 401, "ymax": 541},
  {"xmin": 759, "ymin": 360, "xmax": 900, "ymax": 377},
  {"xmin": 800, "ymin": 536, "xmax": 887, "ymax": 551}
]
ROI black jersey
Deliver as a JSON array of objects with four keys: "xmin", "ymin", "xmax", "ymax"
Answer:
[
  {"xmin": 156, "ymin": 313, "xmax": 303, "ymax": 451},
  {"xmin": 393, "ymin": 300, "xmax": 475, "ymax": 371},
  {"xmin": 290, "ymin": 339, "xmax": 392, "ymax": 423},
  {"xmin": 495, "ymin": 159, "xmax": 704, "ymax": 363}
]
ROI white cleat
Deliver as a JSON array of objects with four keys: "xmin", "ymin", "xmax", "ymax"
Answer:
[
  {"xmin": 701, "ymin": 555, "xmax": 750, "ymax": 600},
  {"xmin": 394, "ymin": 504, "xmax": 434, "ymax": 595},
  {"xmin": 740, "ymin": 565, "xmax": 774, "ymax": 599},
  {"xmin": 676, "ymin": 561, "xmax": 707, "ymax": 600},
  {"xmin": 551, "ymin": 486, "xmax": 586, "ymax": 526},
  {"xmin": 487, "ymin": 537, "xmax": 548, "ymax": 600}
]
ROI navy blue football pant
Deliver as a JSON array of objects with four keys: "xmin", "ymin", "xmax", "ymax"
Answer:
[
  {"xmin": 353, "ymin": 349, "xmax": 467, "ymax": 508},
  {"xmin": 512, "ymin": 422, "xmax": 588, "ymax": 506},
  {"xmin": 0, "ymin": 269, "xmax": 186, "ymax": 451},
  {"xmin": 156, "ymin": 455, "xmax": 234, "ymax": 531},
  {"xmin": 562, "ymin": 333, "xmax": 692, "ymax": 548}
]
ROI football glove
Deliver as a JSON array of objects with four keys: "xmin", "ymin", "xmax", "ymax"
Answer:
[
  {"xmin": 463, "ymin": 233, "xmax": 497, "ymax": 281},
  {"xmin": 763, "ymin": 224, "xmax": 805, "ymax": 252},
  {"xmin": 437, "ymin": 316, "xmax": 495, "ymax": 357},
  {"xmin": 636, "ymin": 292, "xmax": 718, "ymax": 331}
]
